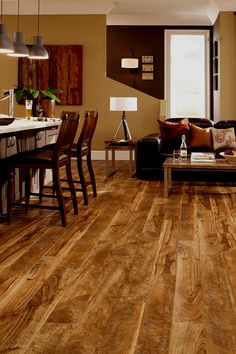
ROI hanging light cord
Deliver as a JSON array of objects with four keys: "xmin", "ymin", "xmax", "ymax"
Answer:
[
  {"xmin": 0, "ymin": 0, "xmax": 3, "ymax": 24},
  {"xmin": 37, "ymin": 0, "xmax": 40, "ymax": 35},
  {"xmin": 17, "ymin": 0, "xmax": 20, "ymax": 31}
]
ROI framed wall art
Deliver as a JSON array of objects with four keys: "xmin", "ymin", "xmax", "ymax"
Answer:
[
  {"xmin": 18, "ymin": 45, "xmax": 83, "ymax": 105},
  {"xmin": 142, "ymin": 72, "xmax": 154, "ymax": 80}
]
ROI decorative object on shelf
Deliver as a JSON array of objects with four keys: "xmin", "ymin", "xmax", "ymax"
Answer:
[
  {"xmin": 0, "ymin": 0, "xmax": 14, "ymax": 54},
  {"xmin": 121, "ymin": 48, "xmax": 139, "ymax": 69},
  {"xmin": 29, "ymin": 0, "xmax": 49, "ymax": 60},
  {"xmin": 110, "ymin": 97, "xmax": 137, "ymax": 141},
  {"xmin": 18, "ymin": 45, "xmax": 83, "ymax": 105},
  {"xmin": 7, "ymin": 0, "xmax": 29, "ymax": 57}
]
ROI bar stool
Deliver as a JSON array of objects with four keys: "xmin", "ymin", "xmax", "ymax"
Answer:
[
  {"xmin": 7, "ymin": 111, "xmax": 80, "ymax": 227},
  {"xmin": 62, "ymin": 110, "xmax": 98, "ymax": 205}
]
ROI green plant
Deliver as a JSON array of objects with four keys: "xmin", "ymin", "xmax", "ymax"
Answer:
[{"xmin": 13, "ymin": 86, "xmax": 61, "ymax": 103}]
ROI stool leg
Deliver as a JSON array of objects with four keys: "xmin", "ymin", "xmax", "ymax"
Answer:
[
  {"xmin": 7, "ymin": 170, "xmax": 15, "ymax": 224},
  {"xmin": 66, "ymin": 159, "xmax": 78, "ymax": 215},
  {"xmin": 53, "ymin": 166, "xmax": 67, "ymax": 227},
  {"xmin": 24, "ymin": 168, "xmax": 32, "ymax": 213},
  {"xmin": 87, "ymin": 151, "xmax": 97, "ymax": 198},
  {"xmin": 39, "ymin": 169, "xmax": 46, "ymax": 203},
  {"xmin": 77, "ymin": 153, "xmax": 88, "ymax": 205}
]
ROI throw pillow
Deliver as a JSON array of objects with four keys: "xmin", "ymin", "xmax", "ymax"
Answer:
[
  {"xmin": 189, "ymin": 123, "xmax": 212, "ymax": 149},
  {"xmin": 211, "ymin": 127, "xmax": 236, "ymax": 150},
  {"xmin": 158, "ymin": 118, "xmax": 190, "ymax": 142}
]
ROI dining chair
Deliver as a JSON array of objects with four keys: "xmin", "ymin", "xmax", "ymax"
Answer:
[
  {"xmin": 7, "ymin": 111, "xmax": 80, "ymax": 227},
  {"xmin": 61, "ymin": 110, "xmax": 98, "ymax": 205}
]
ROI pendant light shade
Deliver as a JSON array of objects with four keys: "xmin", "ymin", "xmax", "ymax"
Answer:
[
  {"xmin": 0, "ymin": 0, "xmax": 14, "ymax": 54},
  {"xmin": 8, "ymin": 0, "xmax": 29, "ymax": 57},
  {"xmin": 8, "ymin": 31, "xmax": 29, "ymax": 57},
  {"xmin": 28, "ymin": 0, "xmax": 48, "ymax": 60},
  {"xmin": 29, "ymin": 35, "xmax": 48, "ymax": 59}
]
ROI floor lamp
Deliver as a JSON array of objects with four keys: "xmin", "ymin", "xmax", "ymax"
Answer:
[{"xmin": 110, "ymin": 97, "xmax": 137, "ymax": 141}]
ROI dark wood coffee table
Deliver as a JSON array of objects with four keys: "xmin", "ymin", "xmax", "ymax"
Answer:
[{"xmin": 163, "ymin": 157, "xmax": 236, "ymax": 197}]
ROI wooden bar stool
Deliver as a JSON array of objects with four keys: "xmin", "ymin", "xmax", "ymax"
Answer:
[
  {"xmin": 61, "ymin": 111, "xmax": 98, "ymax": 205},
  {"xmin": 7, "ymin": 111, "xmax": 80, "ymax": 227}
]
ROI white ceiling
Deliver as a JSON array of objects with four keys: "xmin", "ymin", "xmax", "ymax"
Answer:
[{"xmin": 3, "ymin": 0, "xmax": 236, "ymax": 25}]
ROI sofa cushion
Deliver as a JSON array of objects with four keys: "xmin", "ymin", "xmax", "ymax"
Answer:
[
  {"xmin": 158, "ymin": 118, "xmax": 189, "ymax": 140},
  {"xmin": 189, "ymin": 123, "xmax": 213, "ymax": 149},
  {"xmin": 211, "ymin": 127, "xmax": 236, "ymax": 150},
  {"xmin": 158, "ymin": 118, "xmax": 190, "ymax": 152}
]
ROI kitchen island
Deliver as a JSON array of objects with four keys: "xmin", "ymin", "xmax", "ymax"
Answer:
[{"xmin": 0, "ymin": 118, "xmax": 61, "ymax": 215}]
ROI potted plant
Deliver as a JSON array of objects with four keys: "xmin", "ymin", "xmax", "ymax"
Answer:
[{"xmin": 13, "ymin": 86, "xmax": 61, "ymax": 118}]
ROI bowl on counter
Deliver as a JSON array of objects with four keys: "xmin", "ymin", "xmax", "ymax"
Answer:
[
  {"xmin": 219, "ymin": 151, "xmax": 236, "ymax": 163},
  {"xmin": 0, "ymin": 118, "xmax": 15, "ymax": 126}
]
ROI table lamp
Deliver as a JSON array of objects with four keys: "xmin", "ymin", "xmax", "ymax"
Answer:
[{"xmin": 110, "ymin": 97, "xmax": 137, "ymax": 141}]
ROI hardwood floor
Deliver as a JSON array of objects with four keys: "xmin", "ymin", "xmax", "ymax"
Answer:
[{"xmin": 0, "ymin": 160, "xmax": 236, "ymax": 353}]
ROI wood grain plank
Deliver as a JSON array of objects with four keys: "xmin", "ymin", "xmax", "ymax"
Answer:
[{"xmin": 0, "ymin": 162, "xmax": 235, "ymax": 353}]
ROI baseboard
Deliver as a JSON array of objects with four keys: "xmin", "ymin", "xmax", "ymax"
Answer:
[
  {"xmin": 91, "ymin": 150, "xmax": 131, "ymax": 160},
  {"xmin": 71, "ymin": 150, "xmax": 132, "ymax": 161}
]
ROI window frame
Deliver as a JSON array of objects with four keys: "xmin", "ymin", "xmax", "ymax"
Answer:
[{"xmin": 165, "ymin": 29, "xmax": 210, "ymax": 119}]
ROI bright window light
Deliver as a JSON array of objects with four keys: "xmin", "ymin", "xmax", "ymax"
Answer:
[{"xmin": 165, "ymin": 30, "xmax": 210, "ymax": 119}]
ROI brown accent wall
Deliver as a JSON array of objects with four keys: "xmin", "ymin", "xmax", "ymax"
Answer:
[{"xmin": 107, "ymin": 26, "xmax": 165, "ymax": 99}]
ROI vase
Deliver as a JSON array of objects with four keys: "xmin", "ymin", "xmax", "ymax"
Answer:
[{"xmin": 39, "ymin": 98, "xmax": 56, "ymax": 118}]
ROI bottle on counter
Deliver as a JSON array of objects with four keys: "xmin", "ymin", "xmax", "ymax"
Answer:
[{"xmin": 180, "ymin": 134, "xmax": 187, "ymax": 160}]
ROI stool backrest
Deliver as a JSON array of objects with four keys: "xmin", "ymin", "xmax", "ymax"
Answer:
[
  {"xmin": 55, "ymin": 111, "xmax": 80, "ymax": 158},
  {"xmin": 78, "ymin": 111, "xmax": 98, "ymax": 150}
]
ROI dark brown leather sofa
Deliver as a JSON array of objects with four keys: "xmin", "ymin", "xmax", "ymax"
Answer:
[{"xmin": 136, "ymin": 118, "xmax": 236, "ymax": 181}]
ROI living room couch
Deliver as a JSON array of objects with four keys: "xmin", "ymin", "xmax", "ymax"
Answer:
[{"xmin": 136, "ymin": 117, "xmax": 236, "ymax": 181}]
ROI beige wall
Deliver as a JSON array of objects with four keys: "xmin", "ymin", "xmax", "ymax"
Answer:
[
  {"xmin": 218, "ymin": 12, "xmax": 236, "ymax": 120},
  {"xmin": 0, "ymin": 15, "xmax": 160, "ymax": 150}
]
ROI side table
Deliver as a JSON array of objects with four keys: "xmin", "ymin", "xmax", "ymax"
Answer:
[{"xmin": 105, "ymin": 140, "xmax": 136, "ymax": 177}]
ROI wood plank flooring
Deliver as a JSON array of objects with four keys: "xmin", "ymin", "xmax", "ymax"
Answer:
[{"xmin": 0, "ymin": 160, "xmax": 236, "ymax": 353}]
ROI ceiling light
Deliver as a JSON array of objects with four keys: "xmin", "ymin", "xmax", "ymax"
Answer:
[
  {"xmin": 28, "ymin": 0, "xmax": 49, "ymax": 60},
  {"xmin": 0, "ymin": 0, "xmax": 14, "ymax": 54},
  {"xmin": 7, "ymin": 0, "xmax": 29, "ymax": 57}
]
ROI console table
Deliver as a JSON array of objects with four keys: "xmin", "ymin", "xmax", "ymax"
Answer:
[
  {"xmin": 105, "ymin": 140, "xmax": 136, "ymax": 177},
  {"xmin": 163, "ymin": 157, "xmax": 236, "ymax": 197}
]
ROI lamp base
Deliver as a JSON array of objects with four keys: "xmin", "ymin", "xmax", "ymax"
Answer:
[{"xmin": 113, "ymin": 111, "xmax": 132, "ymax": 141}]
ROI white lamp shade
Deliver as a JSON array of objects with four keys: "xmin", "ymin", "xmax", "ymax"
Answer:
[
  {"xmin": 121, "ymin": 58, "xmax": 139, "ymax": 69},
  {"xmin": 110, "ymin": 97, "xmax": 137, "ymax": 111}
]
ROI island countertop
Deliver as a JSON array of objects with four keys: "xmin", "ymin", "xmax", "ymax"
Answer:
[{"xmin": 0, "ymin": 118, "xmax": 61, "ymax": 138}]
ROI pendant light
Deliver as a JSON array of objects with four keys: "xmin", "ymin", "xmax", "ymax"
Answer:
[
  {"xmin": 7, "ymin": 0, "xmax": 29, "ymax": 57},
  {"xmin": 28, "ymin": 0, "xmax": 49, "ymax": 60},
  {"xmin": 0, "ymin": 0, "xmax": 14, "ymax": 54}
]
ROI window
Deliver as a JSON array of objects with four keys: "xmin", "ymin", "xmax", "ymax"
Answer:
[{"xmin": 165, "ymin": 30, "xmax": 210, "ymax": 118}]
